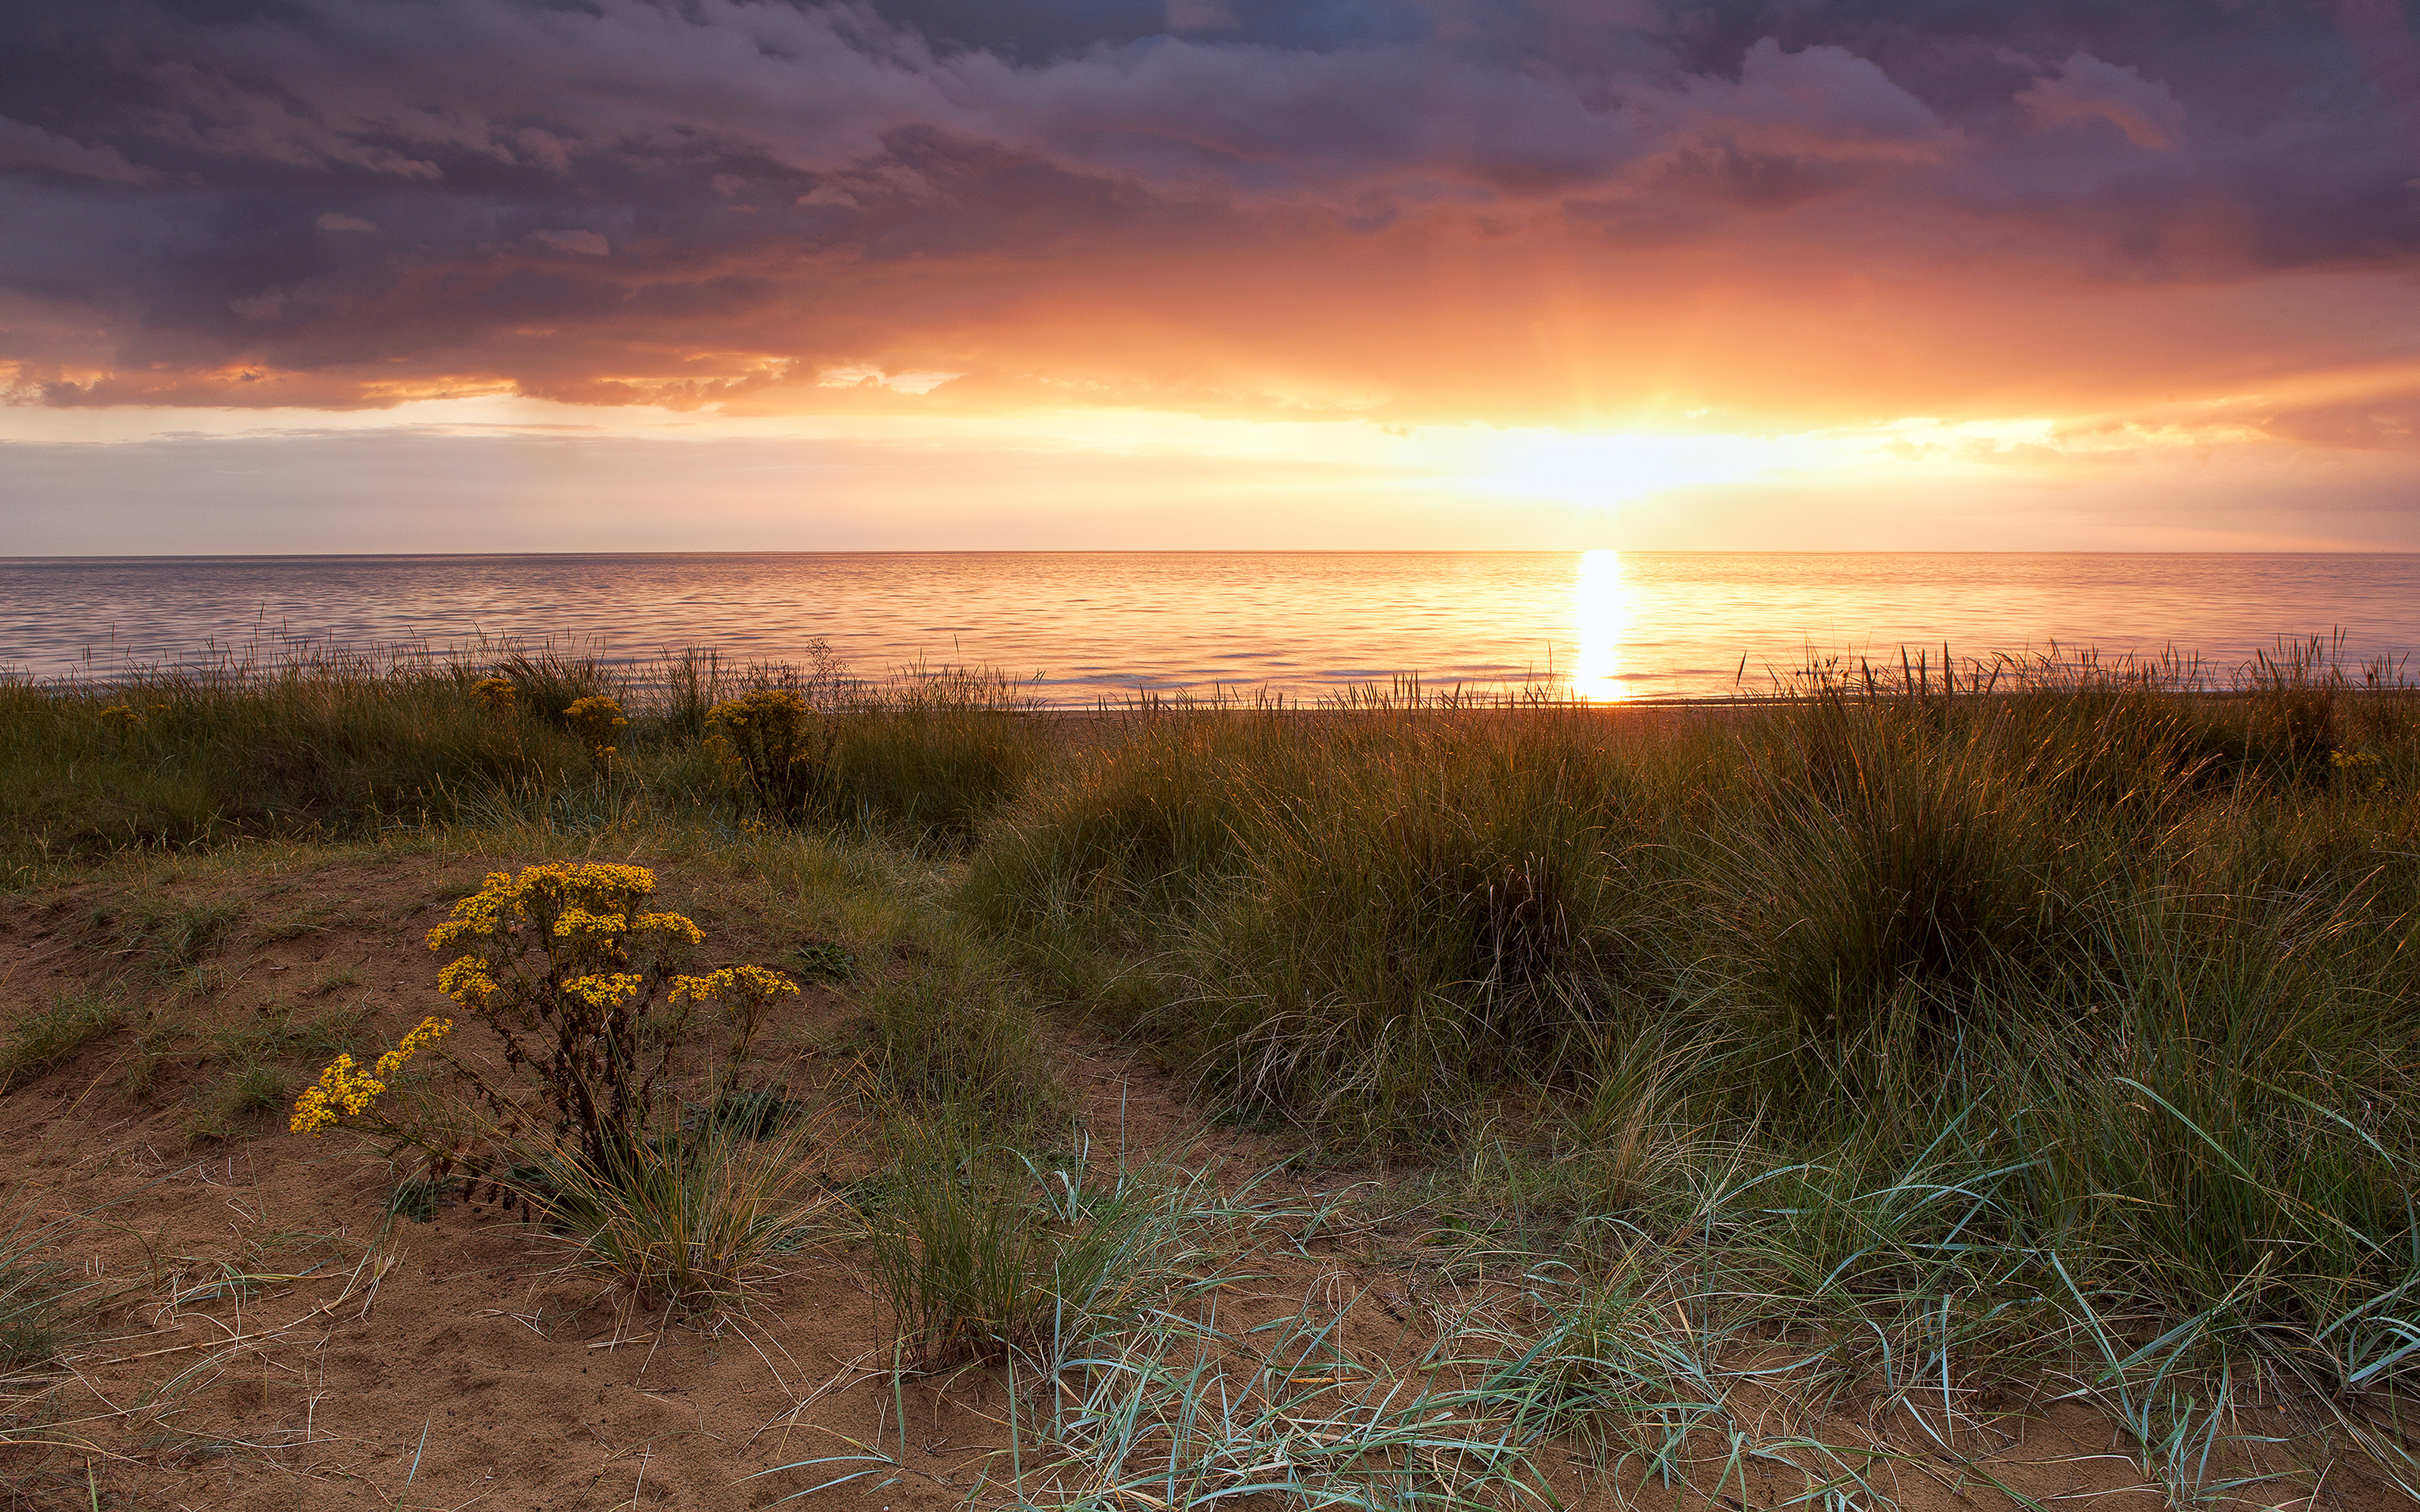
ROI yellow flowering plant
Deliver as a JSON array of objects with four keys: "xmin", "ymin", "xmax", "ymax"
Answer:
[
  {"xmin": 2331, "ymin": 746, "xmax": 2388, "ymax": 795},
  {"xmin": 668, "ymin": 965, "xmax": 799, "ymax": 1069},
  {"xmin": 288, "ymin": 1015, "xmax": 455, "ymax": 1138},
  {"xmin": 414, "ymin": 863, "xmax": 796, "ymax": 1170},
  {"xmin": 470, "ymin": 675, "xmax": 517, "ymax": 714},
  {"xmin": 703, "ymin": 687, "xmax": 830, "ymax": 823},
  {"xmin": 562, "ymin": 695, "xmax": 628, "ymax": 766}
]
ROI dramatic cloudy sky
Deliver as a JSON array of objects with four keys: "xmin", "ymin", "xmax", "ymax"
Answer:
[{"xmin": 4, "ymin": 0, "xmax": 2418, "ymax": 550}]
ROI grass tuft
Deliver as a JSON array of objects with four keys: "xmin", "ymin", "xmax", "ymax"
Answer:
[
  {"xmin": 0, "ymin": 1190, "xmax": 88, "ymax": 1377},
  {"xmin": 0, "ymin": 994, "xmax": 128, "ymax": 1092},
  {"xmin": 507, "ymin": 1120, "xmax": 833, "ymax": 1318},
  {"xmin": 858, "ymin": 1116, "xmax": 1184, "ymax": 1370}
]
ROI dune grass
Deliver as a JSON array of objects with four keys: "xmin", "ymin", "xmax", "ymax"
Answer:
[
  {"xmin": 943, "ymin": 643, "xmax": 2420, "ymax": 1470},
  {"xmin": 0, "ymin": 640, "xmax": 1050, "ymax": 881},
  {"xmin": 504, "ymin": 1117, "xmax": 836, "ymax": 1320},
  {"xmin": 0, "ymin": 993, "xmax": 129, "ymax": 1092},
  {"xmin": 4, "ymin": 635, "xmax": 2418, "ymax": 1502}
]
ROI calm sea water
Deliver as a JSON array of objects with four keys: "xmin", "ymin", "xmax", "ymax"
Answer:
[{"xmin": 3, "ymin": 553, "xmax": 2416, "ymax": 704}]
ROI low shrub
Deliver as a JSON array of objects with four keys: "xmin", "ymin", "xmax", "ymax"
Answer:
[{"xmin": 706, "ymin": 686, "xmax": 830, "ymax": 823}]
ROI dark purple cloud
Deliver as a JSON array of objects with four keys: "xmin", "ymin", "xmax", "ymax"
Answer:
[{"xmin": 0, "ymin": 0, "xmax": 2413, "ymax": 420}]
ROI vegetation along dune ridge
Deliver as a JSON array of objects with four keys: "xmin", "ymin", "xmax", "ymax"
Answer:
[{"xmin": 1, "ymin": 637, "xmax": 2416, "ymax": 1511}]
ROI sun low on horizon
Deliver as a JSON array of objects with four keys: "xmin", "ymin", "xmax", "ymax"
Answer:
[{"xmin": 5, "ymin": 2, "xmax": 2420, "ymax": 554}]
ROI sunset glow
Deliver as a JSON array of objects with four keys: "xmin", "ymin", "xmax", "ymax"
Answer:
[{"xmin": 4, "ymin": 3, "xmax": 2418, "ymax": 550}]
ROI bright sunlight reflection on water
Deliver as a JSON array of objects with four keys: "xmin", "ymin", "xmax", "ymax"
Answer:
[
  {"xmin": 9, "ymin": 554, "xmax": 2420, "ymax": 703},
  {"xmin": 1571, "ymin": 548, "xmax": 1626, "ymax": 701}
]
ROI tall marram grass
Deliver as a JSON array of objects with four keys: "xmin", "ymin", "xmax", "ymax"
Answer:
[
  {"xmin": 953, "ymin": 645, "xmax": 2420, "ymax": 1442},
  {"xmin": 969, "ymin": 646, "xmax": 2417, "ymax": 1126},
  {"xmin": 858, "ymin": 1114, "xmax": 1190, "ymax": 1369},
  {"xmin": 0, "ymin": 640, "xmax": 1049, "ymax": 875},
  {"xmin": 505, "ymin": 1120, "xmax": 833, "ymax": 1318},
  {"xmin": 0, "ymin": 646, "xmax": 590, "ymax": 864}
]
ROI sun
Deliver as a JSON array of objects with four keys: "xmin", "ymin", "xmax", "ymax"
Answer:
[{"xmin": 1472, "ymin": 429, "xmax": 1801, "ymax": 507}]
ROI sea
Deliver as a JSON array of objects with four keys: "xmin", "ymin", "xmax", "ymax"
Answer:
[{"xmin": 3, "ymin": 552, "xmax": 2417, "ymax": 705}]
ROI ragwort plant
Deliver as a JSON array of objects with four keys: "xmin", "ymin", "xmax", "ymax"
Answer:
[
  {"xmin": 561, "ymin": 695, "xmax": 629, "ymax": 770},
  {"xmin": 293, "ymin": 863, "xmax": 798, "ymax": 1173},
  {"xmin": 421, "ymin": 863, "xmax": 796, "ymax": 1168},
  {"xmin": 706, "ymin": 686, "xmax": 829, "ymax": 823},
  {"xmin": 290, "ymin": 863, "xmax": 813, "ymax": 1313}
]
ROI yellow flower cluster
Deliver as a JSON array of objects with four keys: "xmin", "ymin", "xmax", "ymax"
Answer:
[
  {"xmin": 705, "ymin": 687, "xmax": 814, "ymax": 733},
  {"xmin": 376, "ymin": 1015, "xmax": 454, "ymax": 1077},
  {"xmin": 563, "ymin": 695, "xmax": 628, "ymax": 759},
  {"xmin": 290, "ymin": 1054, "xmax": 385, "ymax": 1135},
  {"xmin": 554, "ymin": 906, "xmax": 627, "ymax": 939},
  {"xmin": 631, "ymin": 912, "xmax": 704, "ymax": 944},
  {"xmin": 425, "ymin": 863, "xmax": 661, "ymax": 950},
  {"xmin": 437, "ymin": 955, "xmax": 499, "ymax": 1007},
  {"xmin": 669, "ymin": 964, "xmax": 800, "ymax": 1005},
  {"xmin": 291, "ymin": 1017, "xmax": 454, "ymax": 1135},
  {"xmin": 99, "ymin": 704, "xmax": 139, "ymax": 735},
  {"xmin": 2332, "ymin": 748, "xmax": 2389, "ymax": 794},
  {"xmin": 564, "ymin": 972, "xmax": 643, "ymax": 1007},
  {"xmin": 471, "ymin": 675, "xmax": 516, "ymax": 712}
]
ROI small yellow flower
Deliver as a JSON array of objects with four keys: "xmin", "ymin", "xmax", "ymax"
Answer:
[
  {"xmin": 437, "ymin": 955, "xmax": 499, "ymax": 1006},
  {"xmin": 472, "ymin": 675, "xmax": 517, "ymax": 713},
  {"xmin": 563, "ymin": 696, "xmax": 628, "ymax": 758},
  {"xmin": 426, "ymin": 863, "xmax": 660, "ymax": 950},
  {"xmin": 669, "ymin": 964, "xmax": 799, "ymax": 1006},
  {"xmin": 374, "ymin": 1015, "xmax": 455, "ymax": 1077},
  {"xmin": 289, "ymin": 1086, "xmax": 334, "ymax": 1135},
  {"xmin": 706, "ymin": 688, "xmax": 814, "ymax": 734},
  {"xmin": 629, "ymin": 911, "xmax": 703, "ymax": 945},
  {"xmin": 725, "ymin": 964, "xmax": 799, "ymax": 999},
  {"xmin": 553, "ymin": 906, "xmax": 628, "ymax": 939},
  {"xmin": 290, "ymin": 1054, "xmax": 386, "ymax": 1134},
  {"xmin": 563, "ymin": 972, "xmax": 642, "ymax": 1008},
  {"xmin": 425, "ymin": 917, "xmax": 484, "ymax": 948}
]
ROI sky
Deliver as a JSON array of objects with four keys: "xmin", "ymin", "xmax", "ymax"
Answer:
[{"xmin": 4, "ymin": 0, "xmax": 2420, "ymax": 552}]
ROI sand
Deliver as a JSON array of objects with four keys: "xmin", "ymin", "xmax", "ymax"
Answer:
[{"xmin": 0, "ymin": 852, "xmax": 2405, "ymax": 1510}]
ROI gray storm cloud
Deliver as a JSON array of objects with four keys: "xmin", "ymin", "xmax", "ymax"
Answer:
[{"xmin": 0, "ymin": 0, "xmax": 2412, "ymax": 416}]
